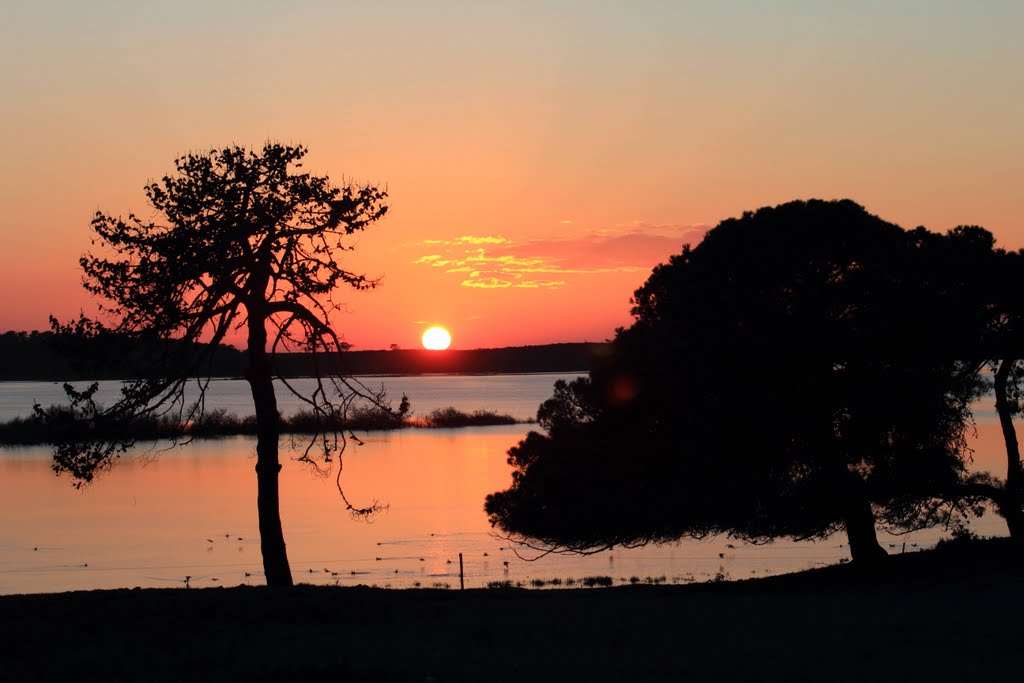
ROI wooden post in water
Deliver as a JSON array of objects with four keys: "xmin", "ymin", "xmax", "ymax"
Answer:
[{"xmin": 459, "ymin": 552, "xmax": 464, "ymax": 591}]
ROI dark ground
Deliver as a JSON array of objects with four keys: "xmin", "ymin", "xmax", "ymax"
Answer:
[{"xmin": 1, "ymin": 538, "xmax": 1020, "ymax": 682}]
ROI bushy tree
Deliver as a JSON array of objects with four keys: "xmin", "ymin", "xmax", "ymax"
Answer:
[
  {"xmin": 487, "ymin": 200, "xmax": 989, "ymax": 563},
  {"xmin": 36, "ymin": 143, "xmax": 397, "ymax": 586},
  {"xmin": 937, "ymin": 234, "xmax": 1024, "ymax": 538}
]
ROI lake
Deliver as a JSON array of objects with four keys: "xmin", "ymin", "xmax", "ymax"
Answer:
[
  {"xmin": 0, "ymin": 373, "xmax": 574, "ymax": 423},
  {"xmin": 0, "ymin": 374, "xmax": 1014, "ymax": 594}
]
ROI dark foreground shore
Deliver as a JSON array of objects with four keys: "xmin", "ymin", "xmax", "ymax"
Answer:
[{"xmin": 2, "ymin": 539, "xmax": 1020, "ymax": 682}]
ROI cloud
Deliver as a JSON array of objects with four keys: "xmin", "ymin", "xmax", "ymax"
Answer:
[
  {"xmin": 461, "ymin": 277, "xmax": 512, "ymax": 289},
  {"xmin": 513, "ymin": 280, "xmax": 565, "ymax": 289},
  {"xmin": 460, "ymin": 277, "xmax": 566, "ymax": 289},
  {"xmin": 525, "ymin": 223, "xmax": 709, "ymax": 268},
  {"xmin": 464, "ymin": 253, "xmax": 545, "ymax": 268},
  {"xmin": 421, "ymin": 235, "xmax": 511, "ymax": 246},
  {"xmin": 502, "ymin": 266, "xmax": 642, "ymax": 275},
  {"xmin": 411, "ymin": 223, "xmax": 708, "ymax": 291},
  {"xmin": 454, "ymin": 235, "xmax": 510, "ymax": 245}
]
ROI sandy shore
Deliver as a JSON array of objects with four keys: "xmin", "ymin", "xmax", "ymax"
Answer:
[{"xmin": 1, "ymin": 539, "xmax": 1019, "ymax": 682}]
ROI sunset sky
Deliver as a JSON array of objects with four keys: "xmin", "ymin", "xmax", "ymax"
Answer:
[{"xmin": 2, "ymin": 1, "xmax": 1022, "ymax": 350}]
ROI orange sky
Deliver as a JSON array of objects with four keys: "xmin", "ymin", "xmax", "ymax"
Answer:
[{"xmin": 2, "ymin": 2, "xmax": 1022, "ymax": 349}]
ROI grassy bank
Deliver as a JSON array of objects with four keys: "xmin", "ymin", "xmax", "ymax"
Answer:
[
  {"xmin": 0, "ymin": 538, "xmax": 1019, "ymax": 682},
  {"xmin": 0, "ymin": 406, "xmax": 525, "ymax": 445}
]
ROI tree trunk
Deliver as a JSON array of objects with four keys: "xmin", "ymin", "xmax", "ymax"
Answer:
[
  {"xmin": 995, "ymin": 497, "xmax": 1024, "ymax": 539},
  {"xmin": 247, "ymin": 307, "xmax": 293, "ymax": 588},
  {"xmin": 843, "ymin": 474, "xmax": 887, "ymax": 564},
  {"xmin": 994, "ymin": 360, "xmax": 1023, "ymax": 540}
]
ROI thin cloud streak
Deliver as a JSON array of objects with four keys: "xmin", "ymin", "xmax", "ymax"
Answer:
[{"xmin": 411, "ymin": 222, "xmax": 708, "ymax": 290}]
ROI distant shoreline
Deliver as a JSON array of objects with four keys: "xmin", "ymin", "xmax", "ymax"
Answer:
[
  {"xmin": 0, "ymin": 369, "xmax": 583, "ymax": 384},
  {"xmin": 0, "ymin": 333, "xmax": 608, "ymax": 381}
]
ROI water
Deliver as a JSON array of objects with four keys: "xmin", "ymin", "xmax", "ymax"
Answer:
[
  {"xmin": 0, "ymin": 374, "xmax": 575, "ymax": 423},
  {"xmin": 0, "ymin": 375, "xmax": 1015, "ymax": 595}
]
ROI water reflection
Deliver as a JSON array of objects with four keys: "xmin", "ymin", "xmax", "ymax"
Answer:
[{"xmin": 0, "ymin": 416, "xmax": 1012, "ymax": 595}]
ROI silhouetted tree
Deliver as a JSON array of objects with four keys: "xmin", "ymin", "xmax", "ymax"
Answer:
[
  {"xmin": 934, "ymin": 234, "xmax": 1024, "ymax": 539},
  {"xmin": 36, "ymin": 143, "xmax": 396, "ymax": 587},
  {"xmin": 983, "ymin": 251, "xmax": 1024, "ymax": 538},
  {"xmin": 487, "ymin": 200, "xmax": 987, "ymax": 563},
  {"xmin": 888, "ymin": 226, "xmax": 1024, "ymax": 539},
  {"xmin": 984, "ymin": 357, "xmax": 1024, "ymax": 537}
]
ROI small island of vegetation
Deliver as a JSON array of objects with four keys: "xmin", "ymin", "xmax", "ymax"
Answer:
[{"xmin": 0, "ymin": 404, "xmax": 524, "ymax": 446}]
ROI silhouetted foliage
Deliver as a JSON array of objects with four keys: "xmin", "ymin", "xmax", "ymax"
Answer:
[
  {"xmin": 35, "ymin": 143, "xmax": 396, "ymax": 586},
  {"xmin": 934, "ymin": 236, "xmax": 1024, "ymax": 538},
  {"xmin": 420, "ymin": 407, "xmax": 519, "ymax": 428},
  {"xmin": 487, "ymin": 200, "xmax": 992, "ymax": 563},
  {"xmin": 878, "ymin": 226, "xmax": 1024, "ymax": 538}
]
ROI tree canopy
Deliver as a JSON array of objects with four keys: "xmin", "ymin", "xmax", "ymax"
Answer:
[
  {"xmin": 486, "ymin": 199, "xmax": 993, "ymax": 562},
  {"xmin": 37, "ymin": 143, "xmax": 396, "ymax": 586}
]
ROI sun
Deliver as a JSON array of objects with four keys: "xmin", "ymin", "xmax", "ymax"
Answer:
[{"xmin": 421, "ymin": 326, "xmax": 452, "ymax": 350}]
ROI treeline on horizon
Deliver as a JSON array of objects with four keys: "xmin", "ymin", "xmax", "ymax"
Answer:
[{"xmin": 0, "ymin": 331, "xmax": 605, "ymax": 382}]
